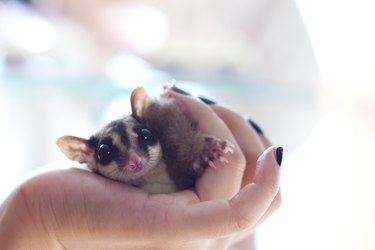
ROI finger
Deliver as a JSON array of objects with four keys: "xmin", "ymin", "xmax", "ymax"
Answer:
[
  {"xmin": 164, "ymin": 87, "xmax": 246, "ymax": 200},
  {"xmin": 260, "ymin": 135, "xmax": 272, "ymax": 148},
  {"xmin": 232, "ymin": 190, "xmax": 282, "ymax": 244},
  {"xmin": 211, "ymin": 105, "xmax": 266, "ymax": 186},
  {"xmin": 232, "ymin": 147, "xmax": 283, "ymax": 243},
  {"xmin": 246, "ymin": 118, "xmax": 272, "ymax": 148},
  {"xmin": 196, "ymin": 92, "xmax": 272, "ymax": 150},
  {"xmin": 251, "ymin": 146, "xmax": 283, "ymax": 226},
  {"xmin": 230, "ymin": 234, "xmax": 256, "ymax": 250},
  {"xmin": 254, "ymin": 190, "xmax": 282, "ymax": 227},
  {"xmin": 178, "ymin": 146, "xmax": 281, "ymax": 240}
]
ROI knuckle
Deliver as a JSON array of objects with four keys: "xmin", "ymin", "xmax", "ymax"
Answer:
[
  {"xmin": 264, "ymin": 182, "xmax": 280, "ymax": 198},
  {"xmin": 233, "ymin": 213, "xmax": 255, "ymax": 232}
]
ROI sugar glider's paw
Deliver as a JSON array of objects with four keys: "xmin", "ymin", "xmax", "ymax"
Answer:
[{"xmin": 193, "ymin": 137, "xmax": 235, "ymax": 172}]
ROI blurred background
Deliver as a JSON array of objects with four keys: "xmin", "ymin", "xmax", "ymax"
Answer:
[{"xmin": 0, "ymin": 0, "xmax": 374, "ymax": 249}]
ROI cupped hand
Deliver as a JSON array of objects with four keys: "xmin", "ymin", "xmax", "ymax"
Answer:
[
  {"xmin": 0, "ymin": 88, "xmax": 281, "ymax": 250},
  {"xmin": 165, "ymin": 88, "xmax": 282, "ymax": 248}
]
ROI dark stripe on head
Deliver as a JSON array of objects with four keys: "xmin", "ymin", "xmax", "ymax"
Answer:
[{"xmin": 106, "ymin": 119, "xmax": 130, "ymax": 148}]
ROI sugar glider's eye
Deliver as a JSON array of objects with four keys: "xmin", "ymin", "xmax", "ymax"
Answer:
[
  {"xmin": 97, "ymin": 144, "xmax": 112, "ymax": 162},
  {"xmin": 139, "ymin": 128, "xmax": 156, "ymax": 145}
]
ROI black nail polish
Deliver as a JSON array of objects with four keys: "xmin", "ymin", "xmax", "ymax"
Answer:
[
  {"xmin": 247, "ymin": 118, "xmax": 264, "ymax": 136},
  {"xmin": 171, "ymin": 85, "xmax": 192, "ymax": 96},
  {"xmin": 276, "ymin": 147, "xmax": 283, "ymax": 166},
  {"xmin": 197, "ymin": 95, "xmax": 217, "ymax": 105}
]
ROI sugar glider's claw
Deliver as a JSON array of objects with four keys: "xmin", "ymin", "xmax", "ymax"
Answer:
[
  {"xmin": 224, "ymin": 141, "xmax": 235, "ymax": 154},
  {"xmin": 191, "ymin": 137, "xmax": 235, "ymax": 172},
  {"xmin": 220, "ymin": 140, "xmax": 235, "ymax": 154},
  {"xmin": 218, "ymin": 156, "xmax": 229, "ymax": 163},
  {"xmin": 208, "ymin": 161, "xmax": 217, "ymax": 168}
]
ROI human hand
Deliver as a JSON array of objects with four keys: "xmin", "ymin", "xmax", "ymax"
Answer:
[
  {"xmin": 0, "ymin": 86, "xmax": 282, "ymax": 250},
  {"xmin": 165, "ymin": 86, "xmax": 282, "ymax": 248}
]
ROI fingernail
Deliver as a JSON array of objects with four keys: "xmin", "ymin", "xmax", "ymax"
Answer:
[
  {"xmin": 197, "ymin": 95, "xmax": 217, "ymax": 105},
  {"xmin": 247, "ymin": 118, "xmax": 264, "ymax": 136},
  {"xmin": 171, "ymin": 85, "xmax": 192, "ymax": 96},
  {"xmin": 275, "ymin": 147, "xmax": 283, "ymax": 166}
]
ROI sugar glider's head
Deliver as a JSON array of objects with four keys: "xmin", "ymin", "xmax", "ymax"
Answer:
[{"xmin": 57, "ymin": 87, "xmax": 163, "ymax": 182}]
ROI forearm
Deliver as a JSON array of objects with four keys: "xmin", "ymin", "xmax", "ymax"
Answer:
[{"xmin": 0, "ymin": 187, "xmax": 61, "ymax": 250}]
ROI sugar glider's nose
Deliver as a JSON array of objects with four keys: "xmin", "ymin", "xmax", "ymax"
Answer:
[{"xmin": 127, "ymin": 153, "xmax": 144, "ymax": 172}]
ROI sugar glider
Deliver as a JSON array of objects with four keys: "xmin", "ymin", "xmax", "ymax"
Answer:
[{"xmin": 57, "ymin": 87, "xmax": 234, "ymax": 194}]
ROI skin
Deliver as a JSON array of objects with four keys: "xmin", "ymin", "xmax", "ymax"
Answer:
[{"xmin": 0, "ymin": 88, "xmax": 281, "ymax": 250}]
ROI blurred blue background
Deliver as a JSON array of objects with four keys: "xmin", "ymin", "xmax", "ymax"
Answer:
[{"xmin": 1, "ymin": 0, "xmax": 374, "ymax": 249}]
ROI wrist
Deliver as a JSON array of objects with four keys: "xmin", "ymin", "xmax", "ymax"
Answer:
[{"xmin": 0, "ymin": 186, "xmax": 61, "ymax": 250}]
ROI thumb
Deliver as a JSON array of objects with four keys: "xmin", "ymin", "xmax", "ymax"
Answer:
[{"xmin": 228, "ymin": 146, "xmax": 282, "ymax": 231}]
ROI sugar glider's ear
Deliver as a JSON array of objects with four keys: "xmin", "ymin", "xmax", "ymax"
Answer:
[
  {"xmin": 131, "ymin": 87, "xmax": 154, "ymax": 119},
  {"xmin": 57, "ymin": 136, "xmax": 93, "ymax": 163}
]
